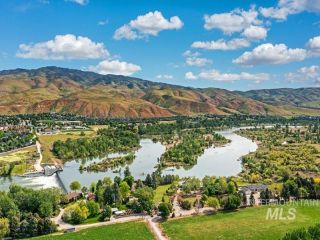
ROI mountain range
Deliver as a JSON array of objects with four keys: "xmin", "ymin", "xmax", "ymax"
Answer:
[{"xmin": 0, "ymin": 66, "xmax": 319, "ymax": 118}]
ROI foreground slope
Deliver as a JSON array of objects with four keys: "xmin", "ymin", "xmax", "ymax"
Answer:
[{"xmin": 0, "ymin": 67, "xmax": 318, "ymax": 117}]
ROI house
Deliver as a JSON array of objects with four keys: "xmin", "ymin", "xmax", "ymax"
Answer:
[
  {"xmin": 86, "ymin": 192, "xmax": 96, "ymax": 201},
  {"xmin": 239, "ymin": 184, "xmax": 268, "ymax": 206},
  {"xmin": 66, "ymin": 192, "xmax": 82, "ymax": 202}
]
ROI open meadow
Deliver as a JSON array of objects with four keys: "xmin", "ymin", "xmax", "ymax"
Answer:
[{"xmin": 161, "ymin": 202, "xmax": 320, "ymax": 240}]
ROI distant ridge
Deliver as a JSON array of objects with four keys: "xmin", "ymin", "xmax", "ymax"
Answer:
[{"xmin": 0, "ymin": 66, "xmax": 319, "ymax": 118}]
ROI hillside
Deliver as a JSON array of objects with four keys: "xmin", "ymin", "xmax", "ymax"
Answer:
[
  {"xmin": 0, "ymin": 66, "xmax": 319, "ymax": 118},
  {"xmin": 239, "ymin": 88, "xmax": 320, "ymax": 110}
]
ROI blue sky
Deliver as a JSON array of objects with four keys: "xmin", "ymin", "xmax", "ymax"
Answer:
[{"xmin": 0, "ymin": 0, "xmax": 320, "ymax": 90}]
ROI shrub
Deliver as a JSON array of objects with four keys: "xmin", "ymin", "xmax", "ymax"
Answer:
[
  {"xmin": 86, "ymin": 200, "xmax": 100, "ymax": 217},
  {"xmin": 223, "ymin": 194, "xmax": 241, "ymax": 210},
  {"xmin": 180, "ymin": 200, "xmax": 192, "ymax": 210}
]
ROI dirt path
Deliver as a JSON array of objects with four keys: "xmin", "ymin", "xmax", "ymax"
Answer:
[
  {"xmin": 146, "ymin": 216, "xmax": 168, "ymax": 240},
  {"xmin": 34, "ymin": 141, "xmax": 43, "ymax": 172}
]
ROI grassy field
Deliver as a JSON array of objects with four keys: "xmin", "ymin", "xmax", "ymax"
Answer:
[
  {"xmin": 161, "ymin": 202, "xmax": 320, "ymax": 240},
  {"xmin": 38, "ymin": 128, "xmax": 99, "ymax": 164},
  {"xmin": 154, "ymin": 184, "xmax": 170, "ymax": 204},
  {"xmin": 0, "ymin": 146, "xmax": 37, "ymax": 174},
  {"xmin": 30, "ymin": 221, "xmax": 154, "ymax": 240}
]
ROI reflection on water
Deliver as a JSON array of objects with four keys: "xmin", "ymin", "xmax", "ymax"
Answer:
[
  {"xmin": 162, "ymin": 129, "xmax": 257, "ymax": 177},
  {"xmin": 0, "ymin": 129, "xmax": 257, "ymax": 192}
]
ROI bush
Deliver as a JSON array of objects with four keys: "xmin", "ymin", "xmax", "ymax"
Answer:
[
  {"xmin": 180, "ymin": 200, "xmax": 192, "ymax": 210},
  {"xmin": 99, "ymin": 205, "xmax": 112, "ymax": 222},
  {"xmin": 158, "ymin": 203, "xmax": 171, "ymax": 219},
  {"xmin": 207, "ymin": 197, "xmax": 220, "ymax": 209},
  {"xmin": 282, "ymin": 224, "xmax": 320, "ymax": 240},
  {"xmin": 62, "ymin": 202, "xmax": 89, "ymax": 224},
  {"xmin": 223, "ymin": 194, "xmax": 241, "ymax": 210},
  {"xmin": 86, "ymin": 200, "xmax": 100, "ymax": 217}
]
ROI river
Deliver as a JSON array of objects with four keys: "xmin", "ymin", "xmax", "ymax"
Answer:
[{"xmin": 0, "ymin": 128, "xmax": 257, "ymax": 192}]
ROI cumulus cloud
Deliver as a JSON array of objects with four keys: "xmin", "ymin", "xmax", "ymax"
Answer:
[
  {"xmin": 65, "ymin": 0, "xmax": 88, "ymax": 5},
  {"xmin": 156, "ymin": 74, "xmax": 173, "ymax": 80},
  {"xmin": 241, "ymin": 25, "xmax": 268, "ymax": 40},
  {"xmin": 307, "ymin": 35, "xmax": 320, "ymax": 56},
  {"xmin": 16, "ymin": 34, "xmax": 109, "ymax": 60},
  {"xmin": 183, "ymin": 50, "xmax": 212, "ymax": 66},
  {"xmin": 286, "ymin": 65, "xmax": 320, "ymax": 83},
  {"xmin": 114, "ymin": 11, "xmax": 183, "ymax": 40},
  {"xmin": 88, "ymin": 60, "xmax": 141, "ymax": 76},
  {"xmin": 260, "ymin": 0, "xmax": 320, "ymax": 21},
  {"xmin": 185, "ymin": 69, "xmax": 269, "ymax": 83},
  {"xmin": 204, "ymin": 6, "xmax": 261, "ymax": 35},
  {"xmin": 233, "ymin": 43, "xmax": 307, "ymax": 66},
  {"xmin": 192, "ymin": 38, "xmax": 250, "ymax": 51}
]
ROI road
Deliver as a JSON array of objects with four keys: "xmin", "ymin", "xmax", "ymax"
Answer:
[{"xmin": 34, "ymin": 140, "xmax": 43, "ymax": 172}]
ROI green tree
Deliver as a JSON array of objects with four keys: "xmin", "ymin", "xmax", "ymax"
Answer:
[
  {"xmin": 158, "ymin": 203, "xmax": 171, "ymax": 220},
  {"xmin": 86, "ymin": 200, "xmax": 100, "ymax": 217},
  {"xmin": 134, "ymin": 186, "xmax": 154, "ymax": 214},
  {"xmin": 224, "ymin": 194, "xmax": 241, "ymax": 210},
  {"xmin": 119, "ymin": 181, "xmax": 130, "ymax": 199},
  {"xmin": 70, "ymin": 181, "xmax": 81, "ymax": 192},
  {"xmin": 99, "ymin": 205, "xmax": 112, "ymax": 222},
  {"xmin": 226, "ymin": 181, "xmax": 236, "ymax": 194}
]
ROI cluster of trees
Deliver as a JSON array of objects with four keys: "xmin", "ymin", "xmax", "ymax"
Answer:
[
  {"xmin": 63, "ymin": 200, "xmax": 100, "ymax": 224},
  {"xmin": 176, "ymin": 176, "xmax": 241, "ymax": 212},
  {"xmin": 82, "ymin": 153, "xmax": 135, "ymax": 172},
  {"xmin": 282, "ymin": 224, "xmax": 320, "ymax": 240},
  {"xmin": 0, "ymin": 185, "xmax": 61, "ymax": 239},
  {"xmin": 239, "ymin": 126, "xmax": 320, "ymax": 183},
  {"xmin": 53, "ymin": 127, "xmax": 140, "ymax": 160},
  {"xmin": 281, "ymin": 177, "xmax": 320, "ymax": 200},
  {"xmin": 160, "ymin": 131, "xmax": 228, "ymax": 166},
  {"xmin": 144, "ymin": 171, "xmax": 178, "ymax": 190},
  {"xmin": 0, "ymin": 130, "xmax": 35, "ymax": 153}
]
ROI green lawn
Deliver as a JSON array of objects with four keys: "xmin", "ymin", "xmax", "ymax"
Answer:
[
  {"xmin": 154, "ymin": 184, "xmax": 170, "ymax": 204},
  {"xmin": 30, "ymin": 221, "xmax": 155, "ymax": 240},
  {"xmin": 161, "ymin": 202, "xmax": 320, "ymax": 240}
]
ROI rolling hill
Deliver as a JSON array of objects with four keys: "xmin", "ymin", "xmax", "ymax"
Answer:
[{"xmin": 0, "ymin": 66, "xmax": 319, "ymax": 118}]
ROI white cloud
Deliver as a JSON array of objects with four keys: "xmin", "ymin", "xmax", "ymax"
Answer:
[
  {"xmin": 185, "ymin": 72, "xmax": 198, "ymax": 80},
  {"xmin": 286, "ymin": 65, "xmax": 320, "ymax": 83},
  {"xmin": 156, "ymin": 74, "xmax": 173, "ymax": 80},
  {"xmin": 88, "ymin": 60, "xmax": 141, "ymax": 76},
  {"xmin": 233, "ymin": 43, "xmax": 307, "ymax": 66},
  {"xmin": 307, "ymin": 35, "xmax": 320, "ymax": 56},
  {"xmin": 192, "ymin": 38, "xmax": 250, "ymax": 51},
  {"xmin": 185, "ymin": 69, "xmax": 269, "ymax": 83},
  {"xmin": 65, "ymin": 0, "xmax": 88, "ymax": 5},
  {"xmin": 114, "ymin": 11, "xmax": 183, "ymax": 40},
  {"xmin": 204, "ymin": 6, "xmax": 261, "ymax": 35},
  {"xmin": 260, "ymin": 0, "xmax": 320, "ymax": 21},
  {"xmin": 98, "ymin": 19, "xmax": 108, "ymax": 26},
  {"xmin": 16, "ymin": 34, "xmax": 109, "ymax": 60},
  {"xmin": 242, "ymin": 25, "xmax": 268, "ymax": 40},
  {"xmin": 183, "ymin": 50, "xmax": 212, "ymax": 66}
]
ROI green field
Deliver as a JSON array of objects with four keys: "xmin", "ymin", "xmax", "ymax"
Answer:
[
  {"xmin": 30, "ymin": 221, "xmax": 155, "ymax": 240},
  {"xmin": 154, "ymin": 184, "xmax": 170, "ymax": 204},
  {"xmin": 38, "ymin": 128, "xmax": 98, "ymax": 165},
  {"xmin": 161, "ymin": 202, "xmax": 320, "ymax": 240},
  {"xmin": 0, "ymin": 146, "xmax": 37, "ymax": 174}
]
